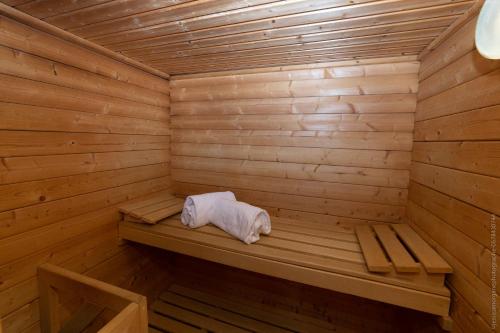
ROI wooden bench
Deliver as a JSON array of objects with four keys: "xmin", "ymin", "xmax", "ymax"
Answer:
[
  {"xmin": 118, "ymin": 211, "xmax": 453, "ymax": 326},
  {"xmin": 38, "ymin": 264, "xmax": 148, "ymax": 333},
  {"xmin": 119, "ymin": 190, "xmax": 184, "ymax": 224}
]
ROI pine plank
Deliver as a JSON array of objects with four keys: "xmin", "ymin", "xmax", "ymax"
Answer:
[
  {"xmin": 152, "ymin": 300, "xmax": 252, "ymax": 333},
  {"xmin": 0, "ymin": 131, "xmax": 169, "ymax": 157},
  {"xmin": 129, "ymin": 195, "xmax": 182, "ymax": 218},
  {"xmin": 355, "ymin": 226, "xmax": 391, "ymax": 273},
  {"xmin": 172, "ymin": 113, "xmax": 415, "ymax": 132},
  {"xmin": 175, "ymin": 182, "xmax": 406, "ymax": 223},
  {"xmin": 59, "ymin": 303, "xmax": 103, "ymax": 333},
  {"xmin": 167, "ymin": 215, "xmax": 361, "ymax": 253},
  {"xmin": 0, "ymin": 14, "xmax": 169, "ymax": 91},
  {"xmin": 149, "ymin": 311, "xmax": 204, "ymax": 333},
  {"xmin": 0, "ymin": 73, "xmax": 168, "ymax": 122},
  {"xmin": 372, "ymin": 225, "xmax": 420, "ymax": 273},
  {"xmin": 173, "ymin": 129, "xmax": 414, "ymax": 151},
  {"xmin": 171, "ymin": 65, "xmax": 420, "ymax": 88},
  {"xmin": 172, "ymin": 169, "xmax": 407, "ymax": 205},
  {"xmin": 118, "ymin": 191, "xmax": 176, "ymax": 214},
  {"xmin": 167, "ymin": 285, "xmax": 335, "ymax": 333},
  {"xmin": 171, "ymin": 94, "xmax": 417, "ymax": 115},
  {"xmin": 392, "ymin": 224, "xmax": 452, "ymax": 274},
  {"xmin": 123, "ymin": 3, "xmax": 463, "ymax": 58},
  {"xmin": 159, "ymin": 291, "xmax": 291, "ymax": 333},
  {"xmin": 142, "ymin": 202, "xmax": 184, "ymax": 224},
  {"xmin": 171, "ymin": 75, "xmax": 418, "ymax": 101},
  {"xmin": 159, "ymin": 219, "xmax": 364, "ymax": 264},
  {"xmin": 0, "ymin": 45, "xmax": 169, "ymax": 107},
  {"xmin": 171, "ymin": 143, "xmax": 411, "ymax": 170}
]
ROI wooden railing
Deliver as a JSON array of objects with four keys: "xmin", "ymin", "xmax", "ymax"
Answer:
[{"xmin": 38, "ymin": 264, "xmax": 148, "ymax": 333}]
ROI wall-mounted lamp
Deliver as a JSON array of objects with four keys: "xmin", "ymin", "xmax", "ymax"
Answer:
[{"xmin": 475, "ymin": 0, "xmax": 500, "ymax": 59}]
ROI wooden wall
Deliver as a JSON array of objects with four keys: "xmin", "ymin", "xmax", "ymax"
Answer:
[
  {"xmin": 170, "ymin": 58, "xmax": 419, "ymax": 225},
  {"xmin": 408, "ymin": 16, "xmax": 500, "ymax": 333},
  {"xmin": 0, "ymin": 15, "xmax": 171, "ymax": 332}
]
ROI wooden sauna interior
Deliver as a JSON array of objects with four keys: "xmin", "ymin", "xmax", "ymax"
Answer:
[{"xmin": 0, "ymin": 0, "xmax": 498, "ymax": 332}]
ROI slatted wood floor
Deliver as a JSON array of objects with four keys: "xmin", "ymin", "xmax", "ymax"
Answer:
[
  {"xmin": 119, "ymin": 214, "xmax": 452, "ymax": 316},
  {"xmin": 148, "ymin": 284, "xmax": 338, "ymax": 333}
]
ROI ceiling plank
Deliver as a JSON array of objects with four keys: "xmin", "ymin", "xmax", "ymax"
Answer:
[
  {"xmin": 129, "ymin": 22, "xmax": 449, "ymax": 62},
  {"xmin": 122, "ymin": 11, "xmax": 461, "ymax": 60},
  {"xmin": 15, "ymin": 0, "xmax": 112, "ymax": 20},
  {"xmin": 2, "ymin": 0, "xmax": 477, "ymax": 75},
  {"xmin": 158, "ymin": 46, "xmax": 424, "ymax": 74},
  {"xmin": 146, "ymin": 38, "xmax": 432, "ymax": 66},
  {"xmin": 94, "ymin": 0, "xmax": 470, "ymax": 48}
]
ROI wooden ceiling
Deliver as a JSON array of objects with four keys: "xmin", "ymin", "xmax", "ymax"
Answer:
[{"xmin": 2, "ymin": 0, "xmax": 476, "ymax": 75}]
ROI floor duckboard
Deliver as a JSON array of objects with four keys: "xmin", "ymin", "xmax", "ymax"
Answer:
[{"xmin": 148, "ymin": 284, "xmax": 341, "ymax": 333}]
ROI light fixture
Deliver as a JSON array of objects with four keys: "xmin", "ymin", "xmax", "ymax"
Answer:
[{"xmin": 475, "ymin": 0, "xmax": 500, "ymax": 59}]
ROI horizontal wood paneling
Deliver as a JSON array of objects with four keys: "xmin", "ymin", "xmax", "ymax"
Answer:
[
  {"xmin": 0, "ymin": 163, "xmax": 169, "ymax": 211},
  {"xmin": 0, "ymin": 15, "xmax": 169, "ymax": 91},
  {"xmin": 172, "ymin": 156, "xmax": 410, "ymax": 188},
  {"xmin": 0, "ymin": 45, "xmax": 169, "ymax": 107},
  {"xmin": 172, "ymin": 169, "xmax": 407, "ymax": 205},
  {"xmin": 172, "ymin": 113, "xmax": 415, "ymax": 132},
  {"xmin": 0, "ymin": 15, "xmax": 171, "ymax": 332},
  {"xmin": 171, "ymin": 94, "xmax": 417, "ymax": 115},
  {"xmin": 416, "ymin": 68, "xmax": 500, "ymax": 121},
  {"xmin": 414, "ymin": 104, "xmax": 500, "ymax": 141},
  {"xmin": 0, "ymin": 132, "xmax": 169, "ymax": 157},
  {"xmin": 172, "ymin": 130, "xmax": 414, "ymax": 151},
  {"xmin": 172, "ymin": 143, "xmax": 411, "ymax": 169},
  {"xmin": 171, "ymin": 59, "xmax": 417, "ymax": 223},
  {"xmin": 170, "ymin": 63, "xmax": 421, "ymax": 87},
  {"xmin": 0, "ymin": 103, "xmax": 170, "ymax": 135},
  {"xmin": 409, "ymin": 15, "xmax": 499, "ymax": 333},
  {"xmin": 175, "ymin": 182, "xmax": 405, "ymax": 224},
  {"xmin": 4, "ymin": 0, "xmax": 476, "ymax": 74},
  {"xmin": 172, "ymin": 74, "xmax": 418, "ymax": 101},
  {"xmin": 0, "ymin": 73, "xmax": 168, "ymax": 121},
  {"xmin": 412, "ymin": 141, "xmax": 500, "ymax": 177}
]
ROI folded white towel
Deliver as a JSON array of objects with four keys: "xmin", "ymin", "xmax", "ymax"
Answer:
[
  {"xmin": 210, "ymin": 198, "xmax": 271, "ymax": 244},
  {"xmin": 181, "ymin": 191, "xmax": 236, "ymax": 228}
]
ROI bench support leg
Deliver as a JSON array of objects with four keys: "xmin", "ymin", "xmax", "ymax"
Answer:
[{"xmin": 437, "ymin": 315, "xmax": 453, "ymax": 331}]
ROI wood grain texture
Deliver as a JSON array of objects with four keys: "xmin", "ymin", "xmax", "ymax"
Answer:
[
  {"xmin": 409, "ymin": 12, "xmax": 500, "ymax": 333},
  {"xmin": 2, "ymin": 0, "xmax": 476, "ymax": 74},
  {"xmin": 171, "ymin": 60, "xmax": 417, "ymax": 223},
  {"xmin": 355, "ymin": 226, "xmax": 391, "ymax": 273},
  {"xmin": 120, "ymin": 217, "xmax": 451, "ymax": 314},
  {"xmin": 0, "ymin": 14, "xmax": 171, "ymax": 332}
]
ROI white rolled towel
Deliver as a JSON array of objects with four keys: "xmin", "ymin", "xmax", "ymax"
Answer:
[
  {"xmin": 210, "ymin": 199, "xmax": 271, "ymax": 244},
  {"xmin": 181, "ymin": 191, "xmax": 236, "ymax": 228}
]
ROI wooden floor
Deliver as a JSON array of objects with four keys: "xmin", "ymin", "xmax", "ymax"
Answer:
[
  {"xmin": 144, "ymin": 254, "xmax": 444, "ymax": 333},
  {"xmin": 148, "ymin": 284, "xmax": 337, "ymax": 333}
]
